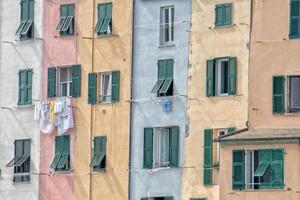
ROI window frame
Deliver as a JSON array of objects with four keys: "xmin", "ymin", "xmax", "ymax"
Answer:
[
  {"xmin": 215, "ymin": 58, "xmax": 229, "ymax": 96},
  {"xmin": 95, "ymin": 3, "xmax": 113, "ymax": 36},
  {"xmin": 159, "ymin": 6, "xmax": 175, "ymax": 46},
  {"xmin": 99, "ymin": 72, "xmax": 112, "ymax": 103},
  {"xmin": 57, "ymin": 66, "xmax": 72, "ymax": 97},
  {"xmin": 287, "ymin": 75, "xmax": 300, "ymax": 113},
  {"xmin": 18, "ymin": 69, "xmax": 33, "ymax": 106},
  {"xmin": 215, "ymin": 3, "xmax": 233, "ymax": 28},
  {"xmin": 153, "ymin": 127, "xmax": 170, "ymax": 168},
  {"xmin": 16, "ymin": 0, "xmax": 34, "ymax": 40},
  {"xmin": 91, "ymin": 136, "xmax": 107, "ymax": 171},
  {"xmin": 57, "ymin": 4, "xmax": 75, "ymax": 36},
  {"xmin": 50, "ymin": 135, "xmax": 71, "ymax": 172}
]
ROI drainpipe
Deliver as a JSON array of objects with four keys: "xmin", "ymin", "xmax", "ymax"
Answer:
[{"xmin": 128, "ymin": 0, "xmax": 136, "ymax": 199}]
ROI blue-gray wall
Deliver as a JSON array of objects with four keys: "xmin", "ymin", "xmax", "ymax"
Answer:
[{"xmin": 130, "ymin": 1, "xmax": 191, "ymax": 200}]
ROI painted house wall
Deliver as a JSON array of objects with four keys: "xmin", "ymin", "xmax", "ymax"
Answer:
[
  {"xmin": 182, "ymin": 0, "xmax": 251, "ymax": 199},
  {"xmin": 219, "ymin": 142, "xmax": 300, "ymax": 200},
  {"xmin": 39, "ymin": 0, "xmax": 77, "ymax": 200},
  {"xmin": 0, "ymin": 0, "xmax": 42, "ymax": 199},
  {"xmin": 130, "ymin": 1, "xmax": 191, "ymax": 200},
  {"xmin": 249, "ymin": 0, "xmax": 300, "ymax": 129},
  {"xmin": 75, "ymin": 0, "xmax": 132, "ymax": 199}
]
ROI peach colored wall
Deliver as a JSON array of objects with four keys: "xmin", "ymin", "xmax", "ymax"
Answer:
[
  {"xmin": 219, "ymin": 142, "xmax": 300, "ymax": 200},
  {"xmin": 39, "ymin": 0, "xmax": 77, "ymax": 200},
  {"xmin": 249, "ymin": 0, "xmax": 300, "ymax": 129}
]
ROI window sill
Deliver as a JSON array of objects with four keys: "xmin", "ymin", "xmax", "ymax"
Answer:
[
  {"xmin": 91, "ymin": 169, "xmax": 106, "ymax": 173},
  {"xmin": 17, "ymin": 104, "xmax": 34, "ymax": 108},
  {"xmin": 96, "ymin": 33, "xmax": 114, "ymax": 38},
  {"xmin": 59, "ymin": 34, "xmax": 75, "ymax": 38},
  {"xmin": 241, "ymin": 188, "xmax": 286, "ymax": 192},
  {"xmin": 158, "ymin": 43, "xmax": 175, "ymax": 48},
  {"xmin": 207, "ymin": 94, "xmax": 235, "ymax": 99},
  {"xmin": 13, "ymin": 181, "xmax": 31, "ymax": 185},
  {"xmin": 214, "ymin": 24, "xmax": 234, "ymax": 29},
  {"xmin": 52, "ymin": 170, "xmax": 72, "ymax": 174}
]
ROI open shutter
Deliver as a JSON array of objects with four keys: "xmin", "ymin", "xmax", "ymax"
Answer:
[
  {"xmin": 259, "ymin": 149, "xmax": 272, "ymax": 189},
  {"xmin": 228, "ymin": 57, "xmax": 237, "ymax": 95},
  {"xmin": 290, "ymin": 0, "xmax": 300, "ymax": 38},
  {"xmin": 228, "ymin": 127, "xmax": 236, "ymax": 134},
  {"xmin": 159, "ymin": 59, "xmax": 173, "ymax": 95},
  {"xmin": 232, "ymin": 150, "xmax": 245, "ymax": 190},
  {"xmin": 271, "ymin": 149, "xmax": 284, "ymax": 189},
  {"xmin": 273, "ymin": 76, "xmax": 285, "ymax": 114},
  {"xmin": 206, "ymin": 59, "xmax": 215, "ymax": 97},
  {"xmin": 203, "ymin": 129, "xmax": 213, "ymax": 186},
  {"xmin": 88, "ymin": 73, "xmax": 97, "ymax": 104},
  {"xmin": 143, "ymin": 128, "xmax": 153, "ymax": 169},
  {"xmin": 169, "ymin": 126, "xmax": 179, "ymax": 168},
  {"xmin": 47, "ymin": 67, "xmax": 56, "ymax": 98},
  {"xmin": 111, "ymin": 71, "xmax": 120, "ymax": 102},
  {"xmin": 71, "ymin": 65, "xmax": 81, "ymax": 97}
]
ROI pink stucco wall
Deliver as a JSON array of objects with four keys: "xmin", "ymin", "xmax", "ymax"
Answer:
[{"xmin": 39, "ymin": 0, "xmax": 77, "ymax": 199}]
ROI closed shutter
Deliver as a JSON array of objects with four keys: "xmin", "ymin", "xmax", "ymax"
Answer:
[
  {"xmin": 228, "ymin": 57, "xmax": 237, "ymax": 95},
  {"xmin": 27, "ymin": 70, "xmax": 32, "ymax": 104},
  {"xmin": 111, "ymin": 71, "xmax": 120, "ymax": 102},
  {"xmin": 215, "ymin": 5, "xmax": 223, "ymax": 26},
  {"xmin": 88, "ymin": 73, "xmax": 97, "ymax": 104},
  {"xmin": 206, "ymin": 59, "xmax": 215, "ymax": 97},
  {"xmin": 71, "ymin": 65, "xmax": 81, "ymax": 97},
  {"xmin": 232, "ymin": 150, "xmax": 245, "ymax": 190},
  {"xmin": 143, "ymin": 128, "xmax": 153, "ymax": 169},
  {"xmin": 47, "ymin": 67, "xmax": 56, "ymax": 98},
  {"xmin": 224, "ymin": 3, "xmax": 232, "ymax": 25},
  {"xmin": 290, "ymin": 0, "xmax": 300, "ymax": 38},
  {"xmin": 271, "ymin": 149, "xmax": 284, "ymax": 189},
  {"xmin": 203, "ymin": 129, "xmax": 213, "ymax": 186},
  {"xmin": 169, "ymin": 126, "xmax": 179, "ymax": 168},
  {"xmin": 273, "ymin": 76, "xmax": 285, "ymax": 114},
  {"xmin": 18, "ymin": 71, "xmax": 27, "ymax": 105}
]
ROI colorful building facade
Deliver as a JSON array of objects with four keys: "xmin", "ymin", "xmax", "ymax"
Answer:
[
  {"xmin": 0, "ymin": 0, "xmax": 42, "ymax": 199},
  {"xmin": 182, "ymin": 0, "xmax": 251, "ymax": 199}
]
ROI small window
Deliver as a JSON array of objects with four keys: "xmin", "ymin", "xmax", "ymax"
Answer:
[
  {"xmin": 160, "ymin": 6, "xmax": 175, "ymax": 45},
  {"xmin": 95, "ymin": 3, "xmax": 112, "ymax": 36},
  {"xmin": 50, "ymin": 135, "xmax": 70, "ymax": 172},
  {"xmin": 16, "ymin": 0, "xmax": 34, "ymax": 39},
  {"xmin": 58, "ymin": 67, "xmax": 72, "ymax": 97},
  {"xmin": 215, "ymin": 58, "xmax": 229, "ymax": 96},
  {"xmin": 90, "ymin": 136, "xmax": 106, "ymax": 171},
  {"xmin": 56, "ymin": 4, "xmax": 75, "ymax": 36},
  {"xmin": 99, "ymin": 72, "xmax": 112, "ymax": 103},
  {"xmin": 6, "ymin": 139, "xmax": 31, "ymax": 183},
  {"xmin": 18, "ymin": 69, "xmax": 32, "ymax": 105},
  {"xmin": 288, "ymin": 76, "xmax": 300, "ymax": 113},
  {"xmin": 215, "ymin": 3, "xmax": 232, "ymax": 27}
]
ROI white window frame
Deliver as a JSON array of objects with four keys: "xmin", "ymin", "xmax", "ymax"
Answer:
[
  {"xmin": 215, "ymin": 58, "xmax": 229, "ymax": 96},
  {"xmin": 160, "ymin": 6, "xmax": 175, "ymax": 45},
  {"xmin": 153, "ymin": 127, "xmax": 170, "ymax": 168},
  {"xmin": 57, "ymin": 67, "xmax": 72, "ymax": 97},
  {"xmin": 99, "ymin": 72, "xmax": 112, "ymax": 103}
]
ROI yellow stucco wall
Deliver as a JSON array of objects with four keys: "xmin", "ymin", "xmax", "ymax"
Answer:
[
  {"xmin": 182, "ymin": 0, "xmax": 251, "ymax": 199},
  {"xmin": 75, "ymin": 0, "xmax": 132, "ymax": 199},
  {"xmin": 219, "ymin": 142, "xmax": 300, "ymax": 200}
]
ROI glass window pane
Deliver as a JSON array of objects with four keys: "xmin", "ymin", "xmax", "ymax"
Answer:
[
  {"xmin": 221, "ymin": 61, "xmax": 228, "ymax": 94},
  {"xmin": 290, "ymin": 76, "xmax": 300, "ymax": 110},
  {"xmin": 159, "ymin": 128, "xmax": 169, "ymax": 167}
]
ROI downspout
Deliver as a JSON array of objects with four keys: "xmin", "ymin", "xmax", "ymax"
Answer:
[
  {"xmin": 89, "ymin": 0, "xmax": 96, "ymax": 199},
  {"xmin": 128, "ymin": 0, "xmax": 136, "ymax": 199}
]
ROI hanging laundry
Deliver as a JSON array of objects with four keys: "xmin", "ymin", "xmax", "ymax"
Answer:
[
  {"xmin": 40, "ymin": 101, "xmax": 54, "ymax": 134},
  {"xmin": 49, "ymin": 101, "xmax": 56, "ymax": 123},
  {"xmin": 34, "ymin": 101, "xmax": 41, "ymax": 121}
]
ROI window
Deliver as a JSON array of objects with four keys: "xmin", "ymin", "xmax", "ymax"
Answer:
[
  {"xmin": 215, "ymin": 3, "xmax": 232, "ymax": 27},
  {"xmin": 142, "ymin": 197, "xmax": 173, "ymax": 200},
  {"xmin": 151, "ymin": 59, "xmax": 174, "ymax": 97},
  {"xmin": 18, "ymin": 69, "xmax": 32, "ymax": 105},
  {"xmin": 56, "ymin": 4, "xmax": 75, "ymax": 36},
  {"xmin": 160, "ymin": 6, "xmax": 174, "ymax": 45},
  {"xmin": 50, "ymin": 135, "xmax": 70, "ymax": 172},
  {"xmin": 288, "ymin": 76, "xmax": 300, "ymax": 112},
  {"xmin": 88, "ymin": 71, "xmax": 120, "ymax": 104},
  {"xmin": 16, "ymin": 0, "xmax": 34, "ymax": 39},
  {"xmin": 95, "ymin": 3, "xmax": 112, "ymax": 36},
  {"xmin": 232, "ymin": 149, "xmax": 284, "ymax": 190},
  {"xmin": 206, "ymin": 57, "xmax": 236, "ymax": 97},
  {"xmin": 47, "ymin": 65, "xmax": 81, "ymax": 98},
  {"xmin": 6, "ymin": 139, "xmax": 31, "ymax": 183},
  {"xmin": 90, "ymin": 136, "xmax": 106, "ymax": 171},
  {"xmin": 290, "ymin": 0, "xmax": 300, "ymax": 39},
  {"xmin": 143, "ymin": 127, "xmax": 179, "ymax": 169}
]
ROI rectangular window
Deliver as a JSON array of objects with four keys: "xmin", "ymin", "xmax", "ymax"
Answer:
[
  {"xmin": 215, "ymin": 58, "xmax": 229, "ymax": 96},
  {"xmin": 160, "ymin": 6, "xmax": 175, "ymax": 45},
  {"xmin": 290, "ymin": 0, "xmax": 300, "ymax": 38},
  {"xmin": 215, "ymin": 3, "xmax": 232, "ymax": 27},
  {"xmin": 151, "ymin": 59, "xmax": 174, "ymax": 97},
  {"xmin": 233, "ymin": 148, "xmax": 284, "ymax": 190},
  {"xmin": 95, "ymin": 3, "xmax": 112, "ymax": 36},
  {"xmin": 18, "ymin": 69, "xmax": 32, "ymax": 105},
  {"xmin": 99, "ymin": 72, "xmax": 112, "ymax": 103},
  {"xmin": 50, "ymin": 135, "xmax": 70, "ymax": 172},
  {"xmin": 154, "ymin": 128, "xmax": 170, "ymax": 168},
  {"xmin": 90, "ymin": 136, "xmax": 106, "ymax": 171},
  {"xmin": 16, "ymin": 0, "xmax": 34, "ymax": 39},
  {"xmin": 288, "ymin": 76, "xmax": 300, "ymax": 112},
  {"xmin": 56, "ymin": 4, "xmax": 75, "ymax": 36},
  {"xmin": 58, "ymin": 67, "xmax": 72, "ymax": 97},
  {"xmin": 6, "ymin": 139, "xmax": 31, "ymax": 183}
]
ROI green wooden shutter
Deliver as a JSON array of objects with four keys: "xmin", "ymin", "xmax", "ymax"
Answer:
[
  {"xmin": 232, "ymin": 150, "xmax": 245, "ymax": 190},
  {"xmin": 71, "ymin": 65, "xmax": 81, "ymax": 97},
  {"xmin": 290, "ymin": 0, "xmax": 300, "ymax": 38},
  {"xmin": 63, "ymin": 135, "xmax": 70, "ymax": 154},
  {"xmin": 158, "ymin": 60, "xmax": 166, "ymax": 79},
  {"xmin": 143, "ymin": 128, "xmax": 153, "ymax": 169},
  {"xmin": 55, "ymin": 136, "xmax": 64, "ymax": 155},
  {"xmin": 271, "ymin": 149, "xmax": 284, "ymax": 189},
  {"xmin": 61, "ymin": 5, "xmax": 68, "ymax": 17},
  {"xmin": 273, "ymin": 76, "xmax": 285, "ymax": 114},
  {"xmin": 165, "ymin": 59, "xmax": 174, "ymax": 78},
  {"xmin": 28, "ymin": 0, "xmax": 34, "ymax": 20},
  {"xmin": 165, "ymin": 197, "xmax": 173, "ymax": 200},
  {"xmin": 47, "ymin": 67, "xmax": 56, "ymax": 98},
  {"xmin": 18, "ymin": 71, "xmax": 27, "ymax": 105},
  {"xmin": 203, "ymin": 129, "xmax": 213, "ymax": 186},
  {"xmin": 88, "ymin": 73, "xmax": 97, "ymax": 104},
  {"xmin": 100, "ymin": 136, "xmax": 107, "ymax": 153},
  {"xmin": 111, "ymin": 71, "xmax": 120, "ymax": 102},
  {"xmin": 206, "ymin": 59, "xmax": 215, "ymax": 97},
  {"xmin": 224, "ymin": 3, "xmax": 232, "ymax": 25},
  {"xmin": 228, "ymin": 57, "xmax": 237, "ymax": 95},
  {"xmin": 215, "ymin": 5, "xmax": 223, "ymax": 26},
  {"xmin": 228, "ymin": 127, "xmax": 236, "ymax": 134},
  {"xmin": 259, "ymin": 149, "xmax": 272, "ymax": 189},
  {"xmin": 169, "ymin": 126, "xmax": 179, "ymax": 168},
  {"xmin": 21, "ymin": 0, "xmax": 29, "ymax": 21}
]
